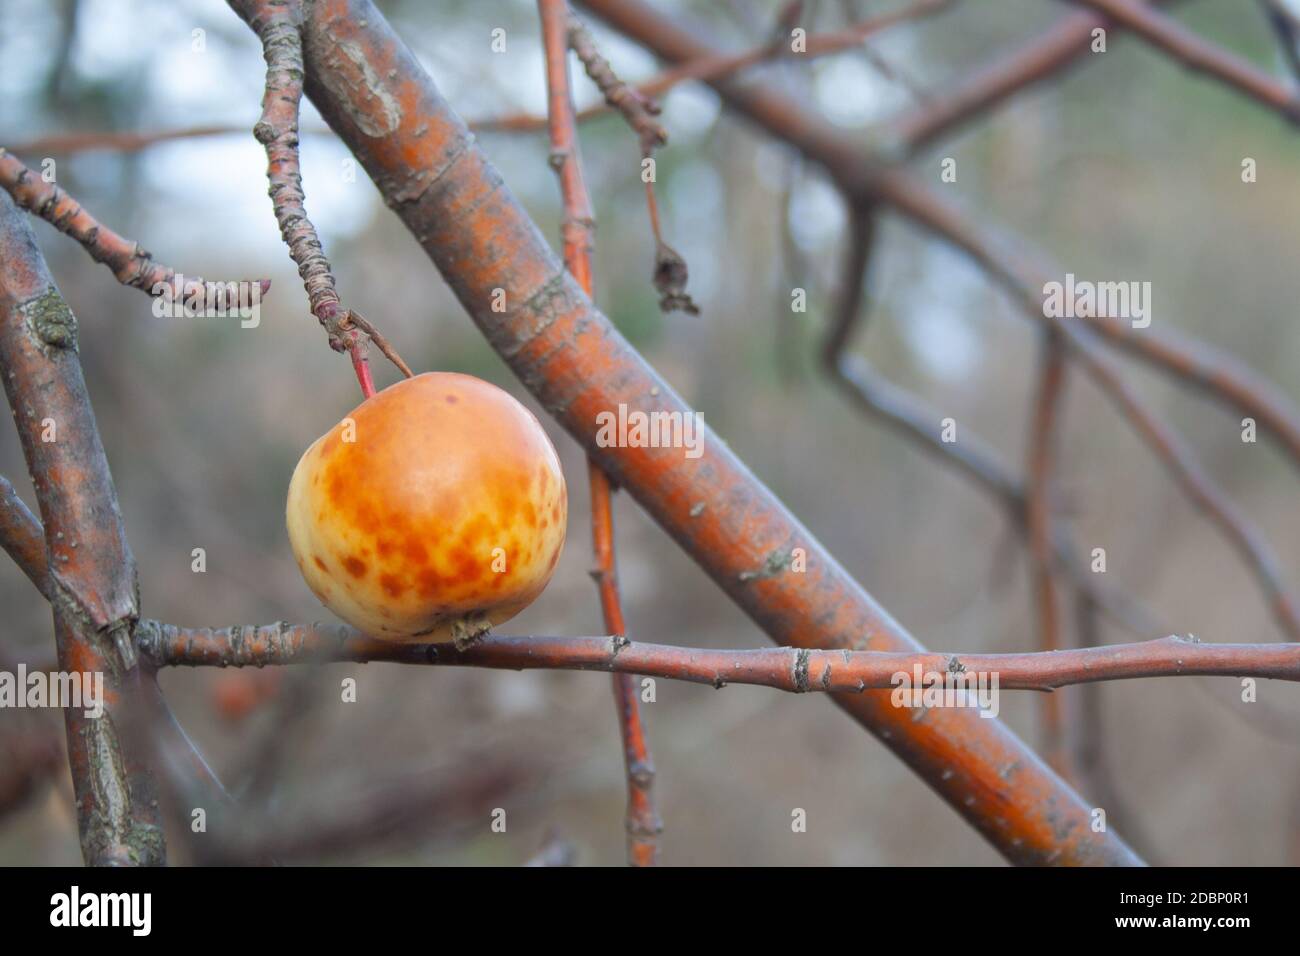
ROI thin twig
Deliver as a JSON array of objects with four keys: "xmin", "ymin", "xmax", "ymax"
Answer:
[
  {"xmin": 244, "ymin": 0, "xmax": 410, "ymax": 397},
  {"xmin": 887, "ymin": 1, "xmax": 1183, "ymax": 155},
  {"xmin": 343, "ymin": 309, "xmax": 415, "ymax": 379},
  {"xmin": 541, "ymin": 0, "xmax": 662, "ymax": 866},
  {"xmin": 568, "ymin": 10, "xmax": 698, "ymax": 317},
  {"xmin": 1260, "ymin": 0, "xmax": 1300, "ymax": 85},
  {"xmin": 0, "ymin": 147, "xmax": 270, "ymax": 306},
  {"xmin": 523, "ymin": 829, "xmax": 579, "ymax": 866},
  {"xmin": 5, "ymin": 124, "xmax": 326, "ymax": 156},
  {"xmin": 137, "ymin": 622, "xmax": 1300, "ymax": 688},
  {"xmin": 1025, "ymin": 333, "xmax": 1071, "ymax": 778},
  {"xmin": 1076, "ymin": 0, "xmax": 1300, "ymax": 123},
  {"xmin": 1067, "ymin": 330, "xmax": 1300, "ymax": 640},
  {"xmin": 819, "ymin": 208, "xmax": 1160, "ymax": 641},
  {"xmin": 568, "ymin": 14, "xmax": 667, "ymax": 156}
]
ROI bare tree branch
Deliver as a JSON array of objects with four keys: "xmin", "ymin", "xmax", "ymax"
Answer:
[
  {"xmin": 0, "ymin": 190, "xmax": 165, "ymax": 866},
  {"xmin": 0, "ymin": 147, "xmax": 270, "ymax": 307},
  {"xmin": 137, "ymin": 622, "xmax": 1300, "ymax": 689},
  {"xmin": 540, "ymin": 0, "xmax": 662, "ymax": 866},
  {"xmin": 1076, "ymin": 0, "xmax": 1300, "ymax": 122}
]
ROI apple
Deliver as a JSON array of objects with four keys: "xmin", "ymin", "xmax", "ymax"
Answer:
[{"xmin": 286, "ymin": 372, "xmax": 567, "ymax": 644}]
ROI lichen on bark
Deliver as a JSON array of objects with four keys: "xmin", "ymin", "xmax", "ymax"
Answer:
[{"xmin": 22, "ymin": 285, "xmax": 78, "ymax": 349}]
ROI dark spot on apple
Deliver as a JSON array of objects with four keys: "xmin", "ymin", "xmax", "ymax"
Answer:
[
  {"xmin": 379, "ymin": 573, "xmax": 406, "ymax": 598},
  {"xmin": 403, "ymin": 537, "xmax": 428, "ymax": 565},
  {"xmin": 416, "ymin": 567, "xmax": 444, "ymax": 597},
  {"xmin": 445, "ymin": 394, "xmax": 458, "ymax": 404},
  {"xmin": 342, "ymin": 555, "xmax": 367, "ymax": 578},
  {"xmin": 313, "ymin": 556, "xmax": 328, "ymax": 572},
  {"xmin": 450, "ymin": 547, "xmax": 479, "ymax": 584}
]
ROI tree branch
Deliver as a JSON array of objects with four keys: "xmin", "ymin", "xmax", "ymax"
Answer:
[
  {"xmin": 888, "ymin": 0, "xmax": 1181, "ymax": 154},
  {"xmin": 1075, "ymin": 0, "xmax": 1300, "ymax": 123},
  {"xmin": 1025, "ymin": 334, "xmax": 1071, "ymax": 776},
  {"xmin": 0, "ymin": 190, "xmax": 165, "ymax": 866},
  {"xmin": 539, "ymin": 0, "xmax": 661, "ymax": 866},
  {"xmin": 137, "ymin": 622, "xmax": 1300, "ymax": 689},
  {"xmin": 0, "ymin": 147, "xmax": 270, "ymax": 307}
]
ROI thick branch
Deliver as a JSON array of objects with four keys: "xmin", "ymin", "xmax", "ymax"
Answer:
[{"xmin": 0, "ymin": 190, "xmax": 165, "ymax": 866}]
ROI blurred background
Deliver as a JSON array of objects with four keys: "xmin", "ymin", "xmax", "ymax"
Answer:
[{"xmin": 1, "ymin": 0, "xmax": 1299, "ymax": 865}]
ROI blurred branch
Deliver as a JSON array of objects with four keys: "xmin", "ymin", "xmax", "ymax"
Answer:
[
  {"xmin": 567, "ymin": 10, "xmax": 697, "ymax": 316},
  {"xmin": 524, "ymin": 829, "xmax": 579, "ymax": 866},
  {"xmin": 138, "ymin": 622, "xmax": 1300, "ymax": 688},
  {"xmin": 1025, "ymin": 334, "xmax": 1071, "ymax": 777},
  {"xmin": 819, "ymin": 211, "xmax": 1160, "ymax": 641},
  {"xmin": 4, "ymin": 125, "xmax": 272, "ymax": 156},
  {"xmin": 1069, "ymin": 336, "xmax": 1300, "ymax": 640},
  {"xmin": 0, "ymin": 476, "xmax": 236, "ymax": 861},
  {"xmin": 888, "ymin": 0, "xmax": 1181, "ymax": 155},
  {"xmin": 1075, "ymin": 0, "xmax": 1300, "ymax": 122},
  {"xmin": 582, "ymin": 0, "xmax": 1300, "ymax": 474},
  {"xmin": 490, "ymin": 0, "xmax": 953, "ymax": 135},
  {"xmin": 204, "ymin": 758, "xmax": 542, "ymax": 864},
  {"xmin": 1068, "ymin": 590, "xmax": 1160, "ymax": 861},
  {"xmin": 1260, "ymin": 0, "xmax": 1300, "ymax": 84},
  {"xmin": 0, "ymin": 644, "xmax": 63, "ymax": 825},
  {"xmin": 540, "ymin": 0, "xmax": 662, "ymax": 867}
]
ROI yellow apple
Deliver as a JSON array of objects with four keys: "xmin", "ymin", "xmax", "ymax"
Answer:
[{"xmin": 286, "ymin": 372, "xmax": 567, "ymax": 643}]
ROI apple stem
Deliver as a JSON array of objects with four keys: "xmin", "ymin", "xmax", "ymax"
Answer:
[{"xmin": 349, "ymin": 341, "xmax": 377, "ymax": 398}]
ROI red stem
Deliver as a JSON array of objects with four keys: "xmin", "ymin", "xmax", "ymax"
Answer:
[{"xmin": 349, "ymin": 339, "xmax": 376, "ymax": 398}]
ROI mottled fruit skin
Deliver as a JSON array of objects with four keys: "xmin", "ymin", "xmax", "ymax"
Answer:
[{"xmin": 287, "ymin": 372, "xmax": 567, "ymax": 641}]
